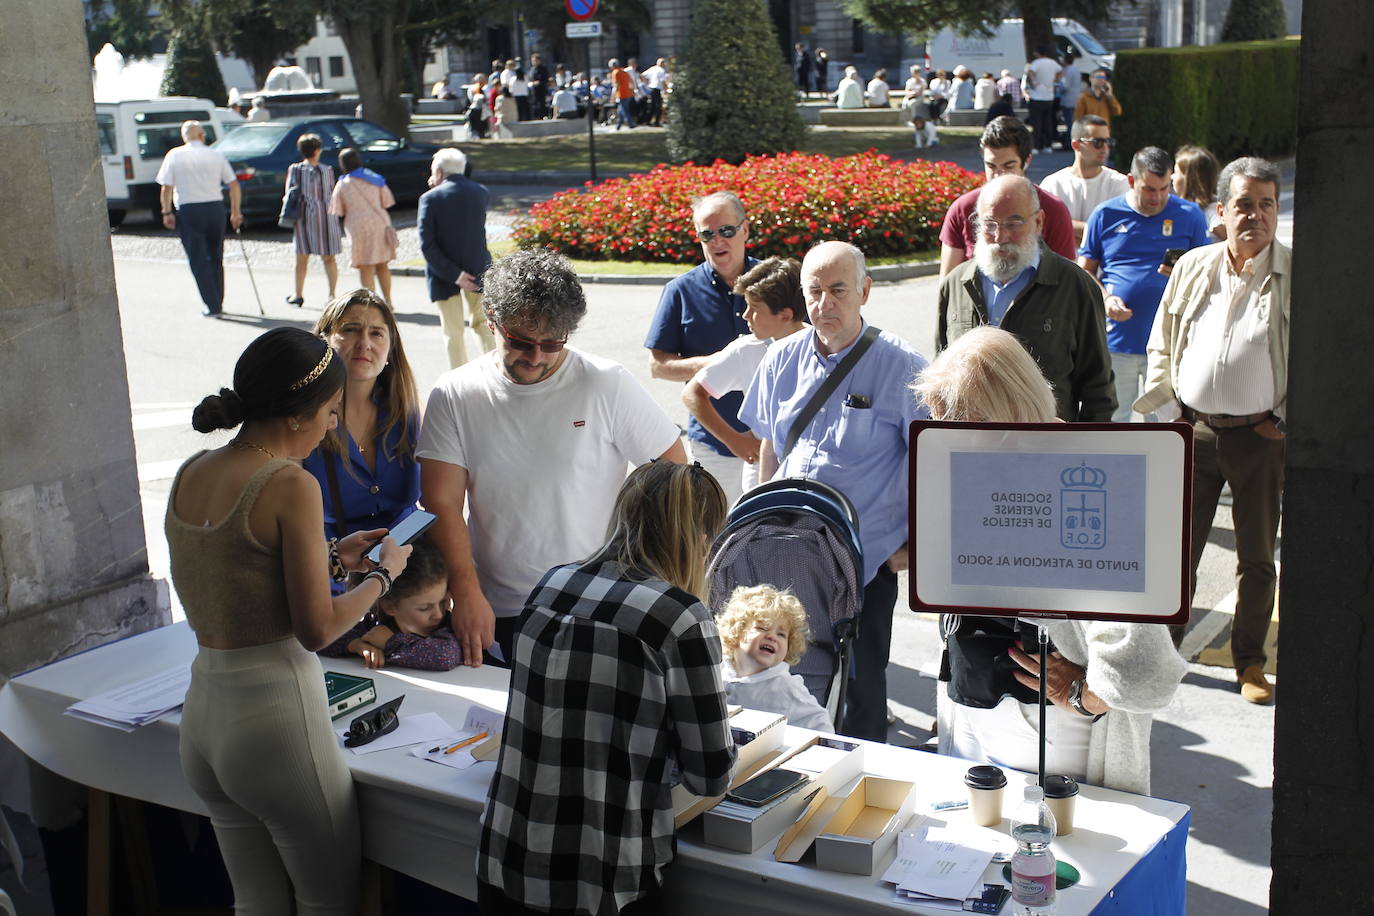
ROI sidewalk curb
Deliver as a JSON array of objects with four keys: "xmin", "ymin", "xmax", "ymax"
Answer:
[{"xmin": 393, "ymin": 259, "xmax": 939, "ymax": 286}]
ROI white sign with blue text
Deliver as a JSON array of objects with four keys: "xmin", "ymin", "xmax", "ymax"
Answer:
[{"xmin": 910, "ymin": 423, "xmax": 1191, "ymax": 623}]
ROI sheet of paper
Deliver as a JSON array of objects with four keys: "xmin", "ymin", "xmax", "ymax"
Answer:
[
  {"xmin": 64, "ymin": 664, "xmax": 192, "ymax": 730},
  {"xmin": 410, "ymin": 726, "xmax": 492, "ymax": 770},
  {"xmin": 336, "ymin": 711, "xmax": 451, "ymax": 756},
  {"xmin": 880, "ymin": 824, "xmax": 998, "ymax": 905}
]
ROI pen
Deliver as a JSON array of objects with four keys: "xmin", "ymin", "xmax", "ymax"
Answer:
[{"xmin": 443, "ymin": 732, "xmax": 489, "ymax": 754}]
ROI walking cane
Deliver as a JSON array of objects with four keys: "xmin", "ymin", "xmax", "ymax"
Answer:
[{"xmin": 235, "ymin": 227, "xmax": 266, "ymax": 316}]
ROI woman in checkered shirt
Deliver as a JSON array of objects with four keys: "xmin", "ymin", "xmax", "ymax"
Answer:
[{"xmin": 477, "ymin": 462, "xmax": 738, "ymax": 915}]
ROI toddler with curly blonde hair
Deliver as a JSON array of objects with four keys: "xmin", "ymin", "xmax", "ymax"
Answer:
[{"xmin": 716, "ymin": 585, "xmax": 833, "ymax": 732}]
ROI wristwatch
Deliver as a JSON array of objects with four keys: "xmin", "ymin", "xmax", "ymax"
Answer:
[{"xmin": 1067, "ymin": 678, "xmax": 1105, "ymax": 722}]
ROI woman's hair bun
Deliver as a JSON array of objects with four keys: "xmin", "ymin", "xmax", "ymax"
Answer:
[{"xmin": 191, "ymin": 388, "xmax": 246, "ymax": 433}]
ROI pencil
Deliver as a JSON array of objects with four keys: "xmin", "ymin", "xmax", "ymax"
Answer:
[{"xmin": 443, "ymin": 731, "xmax": 489, "ymax": 754}]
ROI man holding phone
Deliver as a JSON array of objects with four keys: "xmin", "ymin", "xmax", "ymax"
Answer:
[{"xmin": 1078, "ymin": 147, "xmax": 1209, "ymax": 421}]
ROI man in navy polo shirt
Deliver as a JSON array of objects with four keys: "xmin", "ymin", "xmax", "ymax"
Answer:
[
  {"xmin": 1078, "ymin": 146, "xmax": 1210, "ymax": 421},
  {"xmin": 645, "ymin": 191, "xmax": 757, "ymax": 502}
]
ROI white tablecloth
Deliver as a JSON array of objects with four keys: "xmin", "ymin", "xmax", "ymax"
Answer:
[{"xmin": 0, "ymin": 623, "xmax": 1188, "ymax": 914}]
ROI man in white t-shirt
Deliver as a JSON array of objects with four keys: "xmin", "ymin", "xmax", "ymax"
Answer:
[
  {"xmin": 1039, "ymin": 115, "xmax": 1129, "ymax": 245},
  {"xmin": 156, "ymin": 120, "xmax": 243, "ymax": 317},
  {"xmin": 642, "ymin": 57, "xmax": 668, "ymax": 125},
  {"xmin": 1023, "ymin": 45, "xmax": 1060, "ymax": 153},
  {"xmin": 417, "ymin": 249, "xmax": 686, "ymax": 666},
  {"xmin": 682, "ymin": 256, "xmax": 807, "ymax": 496}
]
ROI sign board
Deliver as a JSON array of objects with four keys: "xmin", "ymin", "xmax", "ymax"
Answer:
[
  {"xmin": 565, "ymin": 0, "xmax": 599, "ymax": 21},
  {"xmin": 565, "ymin": 20, "xmax": 603, "ymax": 38},
  {"xmin": 908, "ymin": 422, "xmax": 1192, "ymax": 624}
]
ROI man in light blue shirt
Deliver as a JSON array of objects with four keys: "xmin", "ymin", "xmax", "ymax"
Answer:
[{"xmin": 742, "ymin": 241, "xmax": 929, "ymax": 741}]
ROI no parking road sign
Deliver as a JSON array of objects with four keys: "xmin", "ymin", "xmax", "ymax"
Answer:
[{"xmin": 566, "ymin": 0, "xmax": 598, "ymax": 21}]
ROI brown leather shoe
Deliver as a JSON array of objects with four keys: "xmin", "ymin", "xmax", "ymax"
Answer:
[{"xmin": 1237, "ymin": 666, "xmax": 1273, "ymax": 704}]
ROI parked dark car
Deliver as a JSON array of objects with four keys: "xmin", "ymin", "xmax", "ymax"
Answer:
[{"xmin": 213, "ymin": 117, "xmax": 441, "ymax": 223}]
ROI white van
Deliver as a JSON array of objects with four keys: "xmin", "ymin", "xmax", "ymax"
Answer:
[
  {"xmin": 96, "ymin": 98, "xmax": 245, "ymax": 226},
  {"xmin": 925, "ymin": 18, "xmax": 1115, "ymax": 79}
]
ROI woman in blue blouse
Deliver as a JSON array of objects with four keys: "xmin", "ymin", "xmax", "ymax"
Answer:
[{"xmin": 307, "ymin": 290, "xmax": 422, "ymax": 590}]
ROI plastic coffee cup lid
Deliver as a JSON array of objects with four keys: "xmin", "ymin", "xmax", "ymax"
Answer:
[
  {"xmin": 1044, "ymin": 774, "xmax": 1080, "ymax": 798},
  {"xmin": 964, "ymin": 765, "xmax": 1007, "ymax": 789}
]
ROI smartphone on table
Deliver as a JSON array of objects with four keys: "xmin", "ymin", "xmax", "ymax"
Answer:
[{"xmin": 726, "ymin": 768, "xmax": 808, "ymax": 807}]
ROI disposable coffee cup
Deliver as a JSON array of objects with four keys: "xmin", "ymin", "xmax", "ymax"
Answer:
[
  {"xmin": 963, "ymin": 765, "xmax": 1007, "ymax": 827},
  {"xmin": 1044, "ymin": 775, "xmax": 1079, "ymax": 836}
]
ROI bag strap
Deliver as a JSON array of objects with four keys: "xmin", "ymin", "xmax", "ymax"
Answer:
[
  {"xmin": 779, "ymin": 324, "xmax": 881, "ymax": 463},
  {"xmin": 322, "ymin": 448, "xmax": 346, "ymax": 542}
]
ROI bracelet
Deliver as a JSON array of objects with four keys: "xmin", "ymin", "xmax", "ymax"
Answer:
[
  {"xmin": 363, "ymin": 566, "xmax": 392, "ymax": 598},
  {"xmin": 327, "ymin": 538, "xmax": 348, "ymax": 582}
]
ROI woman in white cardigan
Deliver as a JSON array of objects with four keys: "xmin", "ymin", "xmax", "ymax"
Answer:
[{"xmin": 913, "ymin": 327, "xmax": 1186, "ymax": 795}]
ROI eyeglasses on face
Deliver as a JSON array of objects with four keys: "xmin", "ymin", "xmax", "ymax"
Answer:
[
  {"xmin": 975, "ymin": 217, "xmax": 1029, "ymax": 236},
  {"xmin": 500, "ymin": 327, "xmax": 568, "ymax": 353},
  {"xmin": 1079, "ymin": 137, "xmax": 1117, "ymax": 149},
  {"xmin": 696, "ymin": 222, "xmax": 744, "ymax": 243}
]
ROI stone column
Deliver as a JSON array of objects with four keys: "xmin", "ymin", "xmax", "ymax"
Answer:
[
  {"xmin": 0, "ymin": 0, "xmax": 166, "ymax": 680},
  {"xmin": 1271, "ymin": 0, "xmax": 1374, "ymax": 910}
]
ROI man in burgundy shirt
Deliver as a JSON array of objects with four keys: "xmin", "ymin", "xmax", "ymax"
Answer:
[{"xmin": 938, "ymin": 116, "xmax": 1077, "ymax": 278}]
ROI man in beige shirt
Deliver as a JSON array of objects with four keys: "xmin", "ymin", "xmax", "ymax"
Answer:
[{"xmin": 1135, "ymin": 157, "xmax": 1288, "ymax": 705}]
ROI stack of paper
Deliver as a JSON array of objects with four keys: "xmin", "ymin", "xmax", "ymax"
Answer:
[
  {"xmin": 65, "ymin": 664, "xmax": 192, "ymax": 731},
  {"xmin": 880, "ymin": 823, "xmax": 1002, "ymax": 910}
]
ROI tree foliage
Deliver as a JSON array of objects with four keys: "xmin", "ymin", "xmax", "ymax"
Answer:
[
  {"xmin": 160, "ymin": 30, "xmax": 229, "ymax": 103},
  {"xmin": 85, "ymin": 0, "xmax": 164, "ymax": 60},
  {"xmin": 220, "ymin": 1, "xmax": 319, "ymax": 89},
  {"xmin": 666, "ymin": 0, "xmax": 807, "ymax": 165},
  {"xmin": 1220, "ymin": 0, "xmax": 1288, "ymax": 42}
]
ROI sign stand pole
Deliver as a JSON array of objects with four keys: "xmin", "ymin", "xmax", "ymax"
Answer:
[
  {"xmin": 586, "ymin": 41, "xmax": 597, "ymax": 183},
  {"xmin": 1037, "ymin": 624, "xmax": 1048, "ymax": 789}
]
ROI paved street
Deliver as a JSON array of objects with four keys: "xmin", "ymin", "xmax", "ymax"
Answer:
[{"xmin": 113, "ymin": 151, "xmax": 1290, "ymax": 913}]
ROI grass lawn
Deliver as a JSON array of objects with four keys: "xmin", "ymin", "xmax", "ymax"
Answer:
[{"xmin": 452, "ymin": 126, "xmax": 979, "ymax": 175}]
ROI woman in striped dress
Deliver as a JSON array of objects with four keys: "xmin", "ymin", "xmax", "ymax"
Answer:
[{"xmin": 283, "ymin": 133, "xmax": 342, "ymax": 307}]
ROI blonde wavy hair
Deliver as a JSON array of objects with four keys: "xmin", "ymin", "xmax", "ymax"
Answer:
[
  {"xmin": 587, "ymin": 461, "xmax": 728, "ymax": 598},
  {"xmin": 716, "ymin": 585, "xmax": 811, "ymax": 666},
  {"xmin": 912, "ymin": 326, "xmax": 1057, "ymax": 422}
]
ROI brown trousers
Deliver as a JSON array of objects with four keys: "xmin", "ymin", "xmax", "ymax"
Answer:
[{"xmin": 1188, "ymin": 421, "xmax": 1285, "ymax": 672}]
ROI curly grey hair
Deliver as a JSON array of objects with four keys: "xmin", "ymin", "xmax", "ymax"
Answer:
[{"xmin": 482, "ymin": 249, "xmax": 587, "ymax": 339}]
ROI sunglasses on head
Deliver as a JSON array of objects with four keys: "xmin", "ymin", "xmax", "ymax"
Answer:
[
  {"xmin": 500, "ymin": 327, "xmax": 568, "ymax": 353},
  {"xmin": 696, "ymin": 222, "xmax": 744, "ymax": 243}
]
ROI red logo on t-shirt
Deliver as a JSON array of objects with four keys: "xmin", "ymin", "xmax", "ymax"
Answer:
[{"xmin": 573, "ymin": 420, "xmax": 586, "ymax": 427}]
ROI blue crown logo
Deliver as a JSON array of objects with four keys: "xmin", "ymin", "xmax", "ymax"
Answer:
[{"xmin": 1060, "ymin": 461, "xmax": 1107, "ymax": 489}]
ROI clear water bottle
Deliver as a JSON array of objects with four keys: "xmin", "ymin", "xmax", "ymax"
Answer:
[{"xmin": 1010, "ymin": 784, "xmax": 1058, "ymax": 915}]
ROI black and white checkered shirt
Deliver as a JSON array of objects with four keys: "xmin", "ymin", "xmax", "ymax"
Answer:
[{"xmin": 478, "ymin": 560, "xmax": 737, "ymax": 915}]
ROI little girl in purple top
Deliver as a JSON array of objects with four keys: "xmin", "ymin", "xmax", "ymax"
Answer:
[{"xmin": 321, "ymin": 537, "xmax": 459, "ymax": 670}]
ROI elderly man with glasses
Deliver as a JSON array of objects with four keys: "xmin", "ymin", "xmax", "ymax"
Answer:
[
  {"xmin": 937, "ymin": 174, "xmax": 1116, "ymax": 422},
  {"xmin": 1039, "ymin": 115, "xmax": 1130, "ymax": 246},
  {"xmin": 418, "ymin": 249, "xmax": 686, "ymax": 666},
  {"xmin": 645, "ymin": 191, "xmax": 759, "ymax": 502},
  {"xmin": 741, "ymin": 241, "xmax": 929, "ymax": 742}
]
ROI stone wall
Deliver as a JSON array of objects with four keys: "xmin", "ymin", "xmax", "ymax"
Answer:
[{"xmin": 0, "ymin": 0, "xmax": 165, "ymax": 679}]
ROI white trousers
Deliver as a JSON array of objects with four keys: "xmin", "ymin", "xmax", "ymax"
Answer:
[
  {"xmin": 181, "ymin": 638, "xmax": 359, "ymax": 915},
  {"xmin": 435, "ymin": 291, "xmax": 497, "ymax": 370}
]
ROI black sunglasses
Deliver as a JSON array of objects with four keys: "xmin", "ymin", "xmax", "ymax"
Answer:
[
  {"xmin": 343, "ymin": 694, "xmax": 404, "ymax": 748},
  {"xmin": 1080, "ymin": 137, "xmax": 1117, "ymax": 149},
  {"xmin": 696, "ymin": 222, "xmax": 745, "ymax": 243},
  {"xmin": 500, "ymin": 327, "xmax": 568, "ymax": 353}
]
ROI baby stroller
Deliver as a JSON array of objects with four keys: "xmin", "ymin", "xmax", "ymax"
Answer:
[{"xmin": 706, "ymin": 478, "xmax": 864, "ymax": 729}]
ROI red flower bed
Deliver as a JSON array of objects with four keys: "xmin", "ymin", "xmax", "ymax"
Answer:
[{"xmin": 512, "ymin": 151, "xmax": 981, "ymax": 263}]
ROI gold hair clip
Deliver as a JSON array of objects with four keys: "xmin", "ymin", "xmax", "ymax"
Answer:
[{"xmin": 289, "ymin": 346, "xmax": 333, "ymax": 391}]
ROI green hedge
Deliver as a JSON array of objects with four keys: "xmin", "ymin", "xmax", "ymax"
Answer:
[{"xmin": 1112, "ymin": 38, "xmax": 1298, "ymax": 167}]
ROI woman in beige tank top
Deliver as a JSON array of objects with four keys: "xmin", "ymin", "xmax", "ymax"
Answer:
[{"xmin": 166, "ymin": 327, "xmax": 412, "ymax": 914}]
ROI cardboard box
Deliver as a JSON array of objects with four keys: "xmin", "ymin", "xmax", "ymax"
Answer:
[
  {"xmin": 671, "ymin": 708, "xmax": 787, "ymax": 827},
  {"xmin": 812, "ymin": 776, "xmax": 917, "ymax": 875},
  {"xmin": 702, "ymin": 735, "xmax": 864, "ymax": 853}
]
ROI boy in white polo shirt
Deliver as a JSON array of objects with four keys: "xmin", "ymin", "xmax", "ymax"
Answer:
[{"xmin": 682, "ymin": 256, "xmax": 807, "ymax": 497}]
